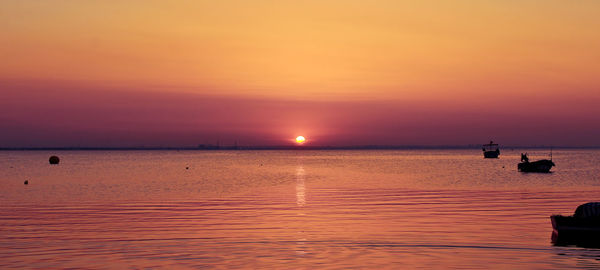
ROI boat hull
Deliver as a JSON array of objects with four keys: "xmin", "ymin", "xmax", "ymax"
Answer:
[
  {"xmin": 551, "ymin": 215, "xmax": 600, "ymax": 247},
  {"xmin": 518, "ymin": 160, "xmax": 554, "ymax": 173},
  {"xmin": 483, "ymin": 150, "xmax": 499, "ymax": 158}
]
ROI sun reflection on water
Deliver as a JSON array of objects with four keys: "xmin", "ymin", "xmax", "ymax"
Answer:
[{"xmin": 296, "ymin": 165, "xmax": 306, "ymax": 207}]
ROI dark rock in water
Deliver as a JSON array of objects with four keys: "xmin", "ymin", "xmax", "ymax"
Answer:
[
  {"xmin": 49, "ymin": 156, "xmax": 60, "ymax": 165},
  {"xmin": 24, "ymin": 180, "xmax": 28, "ymax": 185}
]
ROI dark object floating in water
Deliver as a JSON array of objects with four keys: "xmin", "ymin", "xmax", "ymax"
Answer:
[
  {"xmin": 518, "ymin": 152, "xmax": 554, "ymax": 173},
  {"xmin": 482, "ymin": 140, "xmax": 500, "ymax": 158},
  {"xmin": 49, "ymin": 156, "xmax": 60, "ymax": 165},
  {"xmin": 24, "ymin": 180, "xmax": 28, "ymax": 185},
  {"xmin": 551, "ymin": 202, "xmax": 600, "ymax": 247}
]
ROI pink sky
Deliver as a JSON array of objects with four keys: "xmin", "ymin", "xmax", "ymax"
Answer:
[
  {"xmin": 1, "ymin": 1, "xmax": 600, "ymax": 147},
  {"xmin": 2, "ymin": 80, "xmax": 599, "ymax": 147}
]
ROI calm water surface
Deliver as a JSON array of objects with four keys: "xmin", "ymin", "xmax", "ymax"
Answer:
[{"xmin": 1, "ymin": 149, "xmax": 600, "ymax": 269}]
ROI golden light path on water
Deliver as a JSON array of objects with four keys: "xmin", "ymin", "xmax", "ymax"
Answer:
[{"xmin": 296, "ymin": 165, "xmax": 306, "ymax": 207}]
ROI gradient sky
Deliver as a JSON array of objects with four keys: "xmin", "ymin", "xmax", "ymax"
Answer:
[{"xmin": 2, "ymin": 1, "xmax": 600, "ymax": 147}]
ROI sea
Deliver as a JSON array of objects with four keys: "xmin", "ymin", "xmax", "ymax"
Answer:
[{"xmin": 1, "ymin": 149, "xmax": 600, "ymax": 269}]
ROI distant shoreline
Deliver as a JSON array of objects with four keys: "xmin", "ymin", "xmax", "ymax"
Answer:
[{"xmin": 1, "ymin": 145, "xmax": 599, "ymax": 151}]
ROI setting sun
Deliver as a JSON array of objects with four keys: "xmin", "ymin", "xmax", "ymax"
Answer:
[{"xmin": 295, "ymin": 136, "xmax": 306, "ymax": 144}]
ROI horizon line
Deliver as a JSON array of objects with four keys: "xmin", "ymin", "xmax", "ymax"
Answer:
[{"xmin": 1, "ymin": 145, "xmax": 599, "ymax": 151}]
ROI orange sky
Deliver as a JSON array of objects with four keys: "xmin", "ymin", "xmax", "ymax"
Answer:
[{"xmin": 1, "ymin": 1, "xmax": 600, "ymax": 147}]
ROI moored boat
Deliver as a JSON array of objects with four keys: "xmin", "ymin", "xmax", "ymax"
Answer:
[
  {"xmin": 518, "ymin": 153, "xmax": 554, "ymax": 173},
  {"xmin": 482, "ymin": 141, "xmax": 500, "ymax": 158},
  {"xmin": 551, "ymin": 202, "xmax": 600, "ymax": 246}
]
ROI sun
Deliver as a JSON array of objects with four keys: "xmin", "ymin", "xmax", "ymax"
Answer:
[{"xmin": 295, "ymin": 136, "xmax": 306, "ymax": 144}]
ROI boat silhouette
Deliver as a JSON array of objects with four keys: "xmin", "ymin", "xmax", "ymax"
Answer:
[
  {"xmin": 482, "ymin": 141, "xmax": 500, "ymax": 158},
  {"xmin": 518, "ymin": 152, "xmax": 554, "ymax": 173},
  {"xmin": 551, "ymin": 202, "xmax": 600, "ymax": 247}
]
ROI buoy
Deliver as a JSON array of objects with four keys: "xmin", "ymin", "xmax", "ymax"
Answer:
[
  {"xmin": 24, "ymin": 180, "xmax": 28, "ymax": 185},
  {"xmin": 49, "ymin": 156, "xmax": 60, "ymax": 164}
]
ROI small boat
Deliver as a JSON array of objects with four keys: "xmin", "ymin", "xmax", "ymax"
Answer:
[
  {"xmin": 551, "ymin": 202, "xmax": 600, "ymax": 247},
  {"xmin": 518, "ymin": 152, "xmax": 554, "ymax": 173},
  {"xmin": 482, "ymin": 141, "xmax": 500, "ymax": 158}
]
